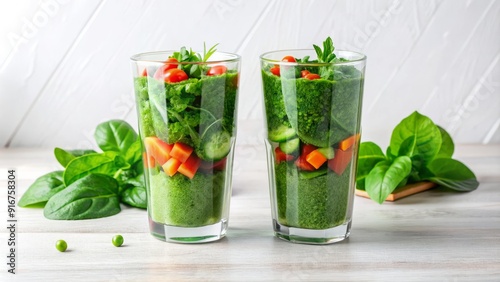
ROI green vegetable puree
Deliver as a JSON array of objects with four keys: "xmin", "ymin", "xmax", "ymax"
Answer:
[
  {"xmin": 134, "ymin": 72, "xmax": 237, "ymax": 227},
  {"xmin": 148, "ymin": 169, "xmax": 225, "ymax": 227},
  {"xmin": 262, "ymin": 64, "xmax": 362, "ymax": 230},
  {"xmin": 274, "ymin": 162, "xmax": 351, "ymax": 229}
]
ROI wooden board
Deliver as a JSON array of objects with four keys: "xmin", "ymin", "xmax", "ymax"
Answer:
[{"xmin": 355, "ymin": 181, "xmax": 438, "ymax": 202}]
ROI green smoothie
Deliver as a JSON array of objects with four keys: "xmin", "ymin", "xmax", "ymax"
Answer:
[
  {"xmin": 261, "ymin": 45, "xmax": 364, "ymax": 231},
  {"xmin": 133, "ymin": 57, "xmax": 238, "ymax": 228}
]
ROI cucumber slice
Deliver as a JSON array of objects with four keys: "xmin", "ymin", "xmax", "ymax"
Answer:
[
  {"xmin": 197, "ymin": 130, "xmax": 232, "ymax": 161},
  {"xmin": 279, "ymin": 138, "xmax": 300, "ymax": 154},
  {"xmin": 268, "ymin": 125, "xmax": 296, "ymax": 142},
  {"xmin": 317, "ymin": 147, "xmax": 335, "ymax": 159}
]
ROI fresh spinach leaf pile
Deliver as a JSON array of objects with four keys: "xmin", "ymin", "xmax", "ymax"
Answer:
[
  {"xmin": 356, "ymin": 111, "xmax": 479, "ymax": 204},
  {"xmin": 18, "ymin": 120, "xmax": 146, "ymax": 220}
]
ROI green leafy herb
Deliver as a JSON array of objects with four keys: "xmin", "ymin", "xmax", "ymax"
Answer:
[
  {"xmin": 203, "ymin": 42, "xmax": 219, "ymax": 62},
  {"xmin": 313, "ymin": 36, "xmax": 336, "ymax": 63},
  {"xmin": 94, "ymin": 120, "xmax": 138, "ymax": 156},
  {"xmin": 63, "ymin": 152, "xmax": 127, "ymax": 186},
  {"xmin": 121, "ymin": 185, "xmax": 147, "ymax": 209},
  {"xmin": 170, "ymin": 43, "xmax": 219, "ymax": 77},
  {"xmin": 44, "ymin": 174, "xmax": 121, "ymax": 220},
  {"xmin": 424, "ymin": 158, "xmax": 479, "ymax": 192},
  {"xmin": 365, "ymin": 157, "xmax": 412, "ymax": 204},
  {"xmin": 19, "ymin": 119, "xmax": 148, "ymax": 220},
  {"xmin": 54, "ymin": 148, "xmax": 97, "ymax": 168},
  {"xmin": 356, "ymin": 142, "xmax": 386, "ymax": 190},
  {"xmin": 356, "ymin": 111, "xmax": 479, "ymax": 203},
  {"xmin": 18, "ymin": 171, "xmax": 65, "ymax": 207},
  {"xmin": 313, "ymin": 36, "xmax": 338, "ymax": 79}
]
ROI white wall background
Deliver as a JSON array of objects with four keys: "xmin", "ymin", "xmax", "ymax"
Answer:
[{"xmin": 0, "ymin": 0, "xmax": 499, "ymax": 150}]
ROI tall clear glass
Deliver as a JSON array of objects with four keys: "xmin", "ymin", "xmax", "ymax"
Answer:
[
  {"xmin": 130, "ymin": 51, "xmax": 240, "ymax": 243},
  {"xmin": 260, "ymin": 50, "xmax": 366, "ymax": 244}
]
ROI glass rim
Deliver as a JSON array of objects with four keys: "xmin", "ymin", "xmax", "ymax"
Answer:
[
  {"xmin": 130, "ymin": 50, "xmax": 241, "ymax": 64},
  {"xmin": 260, "ymin": 49, "xmax": 366, "ymax": 66}
]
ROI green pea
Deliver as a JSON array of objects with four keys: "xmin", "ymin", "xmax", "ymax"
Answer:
[
  {"xmin": 112, "ymin": 235, "xmax": 124, "ymax": 247},
  {"xmin": 56, "ymin": 240, "xmax": 67, "ymax": 252}
]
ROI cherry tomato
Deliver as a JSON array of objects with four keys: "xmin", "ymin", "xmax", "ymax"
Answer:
[
  {"xmin": 301, "ymin": 70, "xmax": 310, "ymax": 77},
  {"xmin": 141, "ymin": 68, "xmax": 148, "ymax": 77},
  {"xmin": 304, "ymin": 73, "xmax": 321, "ymax": 80},
  {"xmin": 164, "ymin": 57, "xmax": 179, "ymax": 70},
  {"xmin": 270, "ymin": 66, "xmax": 280, "ymax": 76},
  {"xmin": 159, "ymin": 68, "xmax": 188, "ymax": 83},
  {"xmin": 207, "ymin": 65, "xmax": 227, "ymax": 76},
  {"xmin": 281, "ymin": 56, "xmax": 296, "ymax": 63},
  {"xmin": 153, "ymin": 58, "xmax": 180, "ymax": 80}
]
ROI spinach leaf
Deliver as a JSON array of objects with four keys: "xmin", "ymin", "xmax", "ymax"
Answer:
[
  {"xmin": 125, "ymin": 139, "xmax": 142, "ymax": 165},
  {"xmin": 44, "ymin": 174, "xmax": 121, "ymax": 220},
  {"xmin": 389, "ymin": 111, "xmax": 441, "ymax": 165},
  {"xmin": 63, "ymin": 152, "xmax": 127, "ymax": 186},
  {"xmin": 435, "ymin": 126, "xmax": 454, "ymax": 159},
  {"xmin": 54, "ymin": 148, "xmax": 97, "ymax": 168},
  {"xmin": 365, "ymin": 156, "xmax": 412, "ymax": 204},
  {"xmin": 424, "ymin": 158, "xmax": 479, "ymax": 192},
  {"xmin": 121, "ymin": 186, "xmax": 147, "ymax": 209},
  {"xmin": 94, "ymin": 120, "xmax": 137, "ymax": 155},
  {"xmin": 18, "ymin": 171, "xmax": 65, "ymax": 207},
  {"xmin": 356, "ymin": 142, "xmax": 386, "ymax": 190}
]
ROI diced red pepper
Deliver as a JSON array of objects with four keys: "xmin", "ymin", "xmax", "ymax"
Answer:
[
  {"xmin": 275, "ymin": 147, "xmax": 295, "ymax": 163},
  {"xmin": 295, "ymin": 155, "xmax": 316, "ymax": 171},
  {"xmin": 328, "ymin": 147, "xmax": 354, "ymax": 175},
  {"xmin": 169, "ymin": 142, "xmax": 193, "ymax": 163},
  {"xmin": 144, "ymin": 137, "xmax": 173, "ymax": 165},
  {"xmin": 177, "ymin": 154, "xmax": 202, "ymax": 179},
  {"xmin": 162, "ymin": 158, "xmax": 182, "ymax": 177}
]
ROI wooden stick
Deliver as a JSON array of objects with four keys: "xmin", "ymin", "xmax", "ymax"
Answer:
[{"xmin": 355, "ymin": 182, "xmax": 437, "ymax": 202}]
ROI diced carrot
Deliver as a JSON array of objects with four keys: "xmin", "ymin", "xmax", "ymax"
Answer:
[
  {"xmin": 306, "ymin": 150, "xmax": 328, "ymax": 169},
  {"xmin": 338, "ymin": 133, "xmax": 360, "ymax": 151},
  {"xmin": 178, "ymin": 154, "xmax": 202, "ymax": 179},
  {"xmin": 301, "ymin": 144, "xmax": 317, "ymax": 156},
  {"xmin": 169, "ymin": 142, "xmax": 193, "ymax": 163},
  {"xmin": 143, "ymin": 152, "xmax": 156, "ymax": 168},
  {"xmin": 275, "ymin": 147, "xmax": 295, "ymax": 163},
  {"xmin": 328, "ymin": 147, "xmax": 354, "ymax": 175},
  {"xmin": 144, "ymin": 137, "xmax": 173, "ymax": 165},
  {"xmin": 295, "ymin": 155, "xmax": 316, "ymax": 171},
  {"xmin": 162, "ymin": 158, "xmax": 182, "ymax": 177}
]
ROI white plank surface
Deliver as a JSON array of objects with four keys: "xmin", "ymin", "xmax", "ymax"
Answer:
[
  {"xmin": 0, "ymin": 0, "xmax": 499, "ymax": 148},
  {"xmin": 0, "ymin": 144, "xmax": 499, "ymax": 281}
]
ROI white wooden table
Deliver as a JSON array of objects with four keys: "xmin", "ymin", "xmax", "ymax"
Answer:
[{"xmin": 1, "ymin": 144, "xmax": 499, "ymax": 281}]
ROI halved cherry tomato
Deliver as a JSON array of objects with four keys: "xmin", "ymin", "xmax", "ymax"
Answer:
[
  {"xmin": 270, "ymin": 66, "xmax": 280, "ymax": 76},
  {"xmin": 207, "ymin": 65, "xmax": 227, "ymax": 76},
  {"xmin": 164, "ymin": 57, "xmax": 179, "ymax": 70},
  {"xmin": 281, "ymin": 56, "xmax": 296, "ymax": 63},
  {"xmin": 301, "ymin": 70, "xmax": 310, "ymax": 77},
  {"xmin": 275, "ymin": 147, "xmax": 295, "ymax": 163},
  {"xmin": 141, "ymin": 68, "xmax": 148, "ymax": 77},
  {"xmin": 157, "ymin": 68, "xmax": 188, "ymax": 83},
  {"xmin": 304, "ymin": 73, "xmax": 321, "ymax": 80}
]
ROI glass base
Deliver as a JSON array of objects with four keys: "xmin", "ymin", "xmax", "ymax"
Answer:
[
  {"xmin": 149, "ymin": 217, "xmax": 228, "ymax": 243},
  {"xmin": 273, "ymin": 219, "xmax": 351, "ymax": 245}
]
